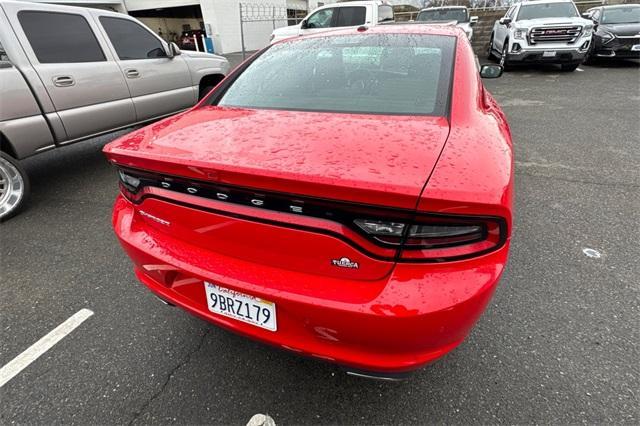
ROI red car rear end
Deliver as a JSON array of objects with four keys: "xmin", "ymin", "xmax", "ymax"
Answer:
[{"xmin": 104, "ymin": 25, "xmax": 513, "ymax": 377}]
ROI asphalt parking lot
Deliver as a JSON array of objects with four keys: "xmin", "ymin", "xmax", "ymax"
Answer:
[{"xmin": 1, "ymin": 60, "xmax": 639, "ymax": 424}]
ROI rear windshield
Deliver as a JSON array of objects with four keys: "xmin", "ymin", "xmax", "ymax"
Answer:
[
  {"xmin": 216, "ymin": 34, "xmax": 455, "ymax": 116},
  {"xmin": 601, "ymin": 6, "xmax": 640, "ymax": 24},
  {"xmin": 417, "ymin": 9, "xmax": 468, "ymax": 23},
  {"xmin": 517, "ymin": 3, "xmax": 578, "ymax": 20}
]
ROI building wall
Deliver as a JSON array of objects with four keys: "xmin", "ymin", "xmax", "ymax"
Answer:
[
  {"xmin": 199, "ymin": 0, "xmax": 286, "ymax": 54},
  {"xmin": 202, "ymin": 0, "xmax": 333, "ymax": 54}
]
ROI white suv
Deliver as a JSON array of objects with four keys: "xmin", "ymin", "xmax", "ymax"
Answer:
[
  {"xmin": 270, "ymin": 1, "xmax": 394, "ymax": 44},
  {"xmin": 488, "ymin": 0, "xmax": 593, "ymax": 71}
]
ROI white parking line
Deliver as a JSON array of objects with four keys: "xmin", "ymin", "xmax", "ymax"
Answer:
[{"xmin": 0, "ymin": 308, "xmax": 94, "ymax": 388}]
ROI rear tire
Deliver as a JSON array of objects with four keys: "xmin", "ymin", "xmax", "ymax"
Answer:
[
  {"xmin": 0, "ymin": 152, "xmax": 29, "ymax": 221},
  {"xmin": 560, "ymin": 62, "xmax": 580, "ymax": 72}
]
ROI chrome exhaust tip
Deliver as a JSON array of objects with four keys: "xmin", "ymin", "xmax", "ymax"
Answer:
[
  {"xmin": 155, "ymin": 296, "xmax": 175, "ymax": 307},
  {"xmin": 344, "ymin": 369, "xmax": 411, "ymax": 381}
]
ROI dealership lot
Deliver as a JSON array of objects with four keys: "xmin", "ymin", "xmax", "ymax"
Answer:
[{"xmin": 1, "ymin": 61, "xmax": 639, "ymax": 424}]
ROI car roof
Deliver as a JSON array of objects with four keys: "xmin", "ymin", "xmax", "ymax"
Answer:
[{"xmin": 286, "ymin": 23, "xmax": 462, "ymax": 43}]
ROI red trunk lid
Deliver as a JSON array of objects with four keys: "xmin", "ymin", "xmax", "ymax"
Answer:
[{"xmin": 105, "ymin": 106, "xmax": 450, "ymax": 281}]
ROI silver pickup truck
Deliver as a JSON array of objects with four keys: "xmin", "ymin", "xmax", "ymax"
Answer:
[{"xmin": 0, "ymin": 0, "xmax": 229, "ymax": 220}]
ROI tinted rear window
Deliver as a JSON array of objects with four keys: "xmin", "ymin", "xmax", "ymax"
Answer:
[
  {"xmin": 216, "ymin": 34, "xmax": 455, "ymax": 116},
  {"xmin": 100, "ymin": 17, "xmax": 166, "ymax": 60},
  {"xmin": 335, "ymin": 7, "xmax": 366, "ymax": 27},
  {"xmin": 18, "ymin": 11, "xmax": 105, "ymax": 63}
]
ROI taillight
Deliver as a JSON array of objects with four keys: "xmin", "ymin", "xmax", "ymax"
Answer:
[
  {"xmin": 354, "ymin": 216, "xmax": 505, "ymax": 261},
  {"xmin": 118, "ymin": 170, "xmax": 141, "ymax": 193},
  {"xmin": 117, "ymin": 169, "xmax": 144, "ymax": 202}
]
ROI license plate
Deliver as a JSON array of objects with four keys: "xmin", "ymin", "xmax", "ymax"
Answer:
[
  {"xmin": 543, "ymin": 51, "xmax": 557, "ymax": 57},
  {"xmin": 204, "ymin": 282, "xmax": 277, "ymax": 331},
  {"xmin": 632, "ymin": 44, "xmax": 640, "ymax": 51}
]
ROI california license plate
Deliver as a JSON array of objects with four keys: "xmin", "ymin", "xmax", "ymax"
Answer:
[
  {"xmin": 543, "ymin": 51, "xmax": 557, "ymax": 57},
  {"xmin": 204, "ymin": 282, "xmax": 277, "ymax": 331},
  {"xmin": 632, "ymin": 44, "xmax": 640, "ymax": 51}
]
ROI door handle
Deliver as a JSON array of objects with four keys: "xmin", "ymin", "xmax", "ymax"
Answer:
[
  {"xmin": 53, "ymin": 76, "xmax": 75, "ymax": 87},
  {"xmin": 125, "ymin": 69, "xmax": 140, "ymax": 78}
]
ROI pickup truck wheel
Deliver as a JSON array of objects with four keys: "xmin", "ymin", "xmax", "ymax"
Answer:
[{"xmin": 0, "ymin": 152, "xmax": 29, "ymax": 221}]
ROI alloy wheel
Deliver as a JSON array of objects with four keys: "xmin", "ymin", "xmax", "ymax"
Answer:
[{"xmin": 0, "ymin": 155, "xmax": 25, "ymax": 219}]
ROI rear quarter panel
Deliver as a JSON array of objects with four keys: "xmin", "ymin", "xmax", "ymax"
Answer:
[{"xmin": 418, "ymin": 34, "xmax": 514, "ymax": 234}]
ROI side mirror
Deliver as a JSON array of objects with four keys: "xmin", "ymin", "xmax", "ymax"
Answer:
[
  {"xmin": 300, "ymin": 19, "xmax": 307, "ymax": 29},
  {"xmin": 167, "ymin": 42, "xmax": 181, "ymax": 58},
  {"xmin": 470, "ymin": 16, "xmax": 478, "ymax": 26},
  {"xmin": 480, "ymin": 64, "xmax": 503, "ymax": 79},
  {"xmin": 499, "ymin": 17, "xmax": 512, "ymax": 26},
  {"xmin": 581, "ymin": 12, "xmax": 592, "ymax": 19}
]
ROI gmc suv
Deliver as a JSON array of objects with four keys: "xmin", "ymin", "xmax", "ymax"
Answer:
[{"xmin": 488, "ymin": 0, "xmax": 593, "ymax": 71}]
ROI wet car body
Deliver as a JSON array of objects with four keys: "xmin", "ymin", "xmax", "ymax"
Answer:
[{"xmin": 104, "ymin": 25, "xmax": 514, "ymax": 376}]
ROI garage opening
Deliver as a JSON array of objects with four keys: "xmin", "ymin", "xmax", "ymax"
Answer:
[{"xmin": 128, "ymin": 5, "xmax": 206, "ymax": 52}]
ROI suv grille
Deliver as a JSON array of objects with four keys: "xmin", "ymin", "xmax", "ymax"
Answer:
[{"xmin": 529, "ymin": 26, "xmax": 582, "ymax": 44}]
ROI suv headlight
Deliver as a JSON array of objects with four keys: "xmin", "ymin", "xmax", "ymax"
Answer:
[
  {"xmin": 582, "ymin": 25, "xmax": 593, "ymax": 37},
  {"xmin": 513, "ymin": 28, "xmax": 526, "ymax": 40}
]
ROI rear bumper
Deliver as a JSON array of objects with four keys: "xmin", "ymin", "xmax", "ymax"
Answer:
[{"xmin": 114, "ymin": 195, "xmax": 509, "ymax": 374}]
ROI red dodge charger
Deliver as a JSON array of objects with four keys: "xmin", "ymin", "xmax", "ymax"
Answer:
[{"xmin": 104, "ymin": 25, "xmax": 513, "ymax": 378}]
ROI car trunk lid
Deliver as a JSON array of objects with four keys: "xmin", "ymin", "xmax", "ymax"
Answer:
[{"xmin": 105, "ymin": 106, "xmax": 451, "ymax": 280}]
